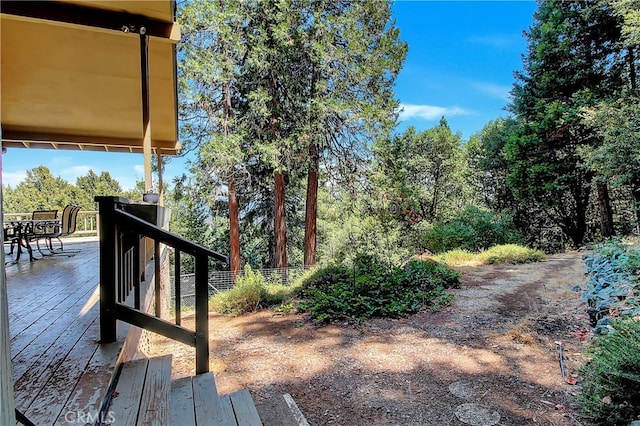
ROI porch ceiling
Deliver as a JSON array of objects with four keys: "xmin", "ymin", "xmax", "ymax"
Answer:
[{"xmin": 0, "ymin": 1, "xmax": 181, "ymax": 155}]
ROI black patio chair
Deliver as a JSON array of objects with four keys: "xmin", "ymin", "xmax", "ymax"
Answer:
[
  {"xmin": 3, "ymin": 223, "xmax": 19, "ymax": 255},
  {"xmin": 29, "ymin": 205, "xmax": 81, "ymax": 256},
  {"xmin": 29, "ymin": 209, "xmax": 58, "ymax": 256}
]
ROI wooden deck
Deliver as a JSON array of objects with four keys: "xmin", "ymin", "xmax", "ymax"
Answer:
[
  {"xmin": 5, "ymin": 237, "xmax": 302, "ymax": 425},
  {"xmin": 5, "ymin": 238, "xmax": 123, "ymax": 425}
]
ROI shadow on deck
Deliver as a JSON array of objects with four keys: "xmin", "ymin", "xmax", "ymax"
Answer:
[{"xmin": 6, "ymin": 238, "xmax": 121, "ymax": 424}]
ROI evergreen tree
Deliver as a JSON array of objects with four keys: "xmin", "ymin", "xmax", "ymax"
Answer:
[
  {"xmin": 508, "ymin": 0, "xmax": 625, "ymax": 246},
  {"xmin": 178, "ymin": 0, "xmax": 249, "ymax": 273},
  {"xmin": 178, "ymin": 0, "xmax": 406, "ymax": 270},
  {"xmin": 373, "ymin": 119, "xmax": 467, "ymax": 225},
  {"xmin": 3, "ymin": 166, "xmax": 77, "ymax": 213},
  {"xmin": 75, "ymin": 170, "xmax": 123, "ymax": 210}
]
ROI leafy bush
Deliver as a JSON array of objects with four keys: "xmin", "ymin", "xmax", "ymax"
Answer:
[
  {"xmin": 578, "ymin": 319, "xmax": 640, "ymax": 425},
  {"xmin": 209, "ymin": 265, "xmax": 301, "ymax": 315},
  {"xmin": 421, "ymin": 205, "xmax": 522, "ymax": 254},
  {"xmin": 297, "ymin": 254, "xmax": 459, "ymax": 323}
]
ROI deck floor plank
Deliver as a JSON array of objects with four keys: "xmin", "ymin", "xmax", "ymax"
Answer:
[
  {"xmin": 170, "ymin": 377, "xmax": 196, "ymax": 426},
  {"xmin": 137, "ymin": 355, "xmax": 172, "ymax": 426},
  {"xmin": 21, "ymin": 319, "xmax": 101, "ymax": 423},
  {"xmin": 10, "ymin": 284, "xmax": 98, "ymax": 365},
  {"xmin": 108, "ymin": 358, "xmax": 149, "ymax": 425},
  {"xmin": 8, "ymin": 272, "xmax": 97, "ymax": 338},
  {"xmin": 6, "ymin": 240, "xmax": 125, "ymax": 426},
  {"xmin": 7, "ymin": 244, "xmax": 99, "ymax": 343},
  {"xmin": 12, "ymin": 301, "xmax": 99, "ymax": 406},
  {"xmin": 54, "ymin": 339, "xmax": 123, "ymax": 425},
  {"xmin": 229, "ymin": 389, "xmax": 263, "ymax": 426}
]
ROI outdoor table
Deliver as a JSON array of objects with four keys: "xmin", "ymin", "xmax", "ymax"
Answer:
[{"xmin": 3, "ymin": 219, "xmax": 61, "ymax": 262}]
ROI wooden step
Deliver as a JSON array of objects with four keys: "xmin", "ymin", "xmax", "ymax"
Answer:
[
  {"xmin": 170, "ymin": 373, "xmax": 263, "ymax": 426},
  {"xmin": 54, "ymin": 340, "xmax": 123, "ymax": 425},
  {"xmin": 225, "ymin": 389, "xmax": 263, "ymax": 426},
  {"xmin": 108, "ymin": 354, "xmax": 172, "ymax": 425}
]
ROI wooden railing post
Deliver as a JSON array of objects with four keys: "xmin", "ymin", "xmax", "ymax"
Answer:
[
  {"xmin": 95, "ymin": 196, "xmax": 120, "ymax": 343},
  {"xmin": 195, "ymin": 254, "xmax": 209, "ymax": 374},
  {"xmin": 94, "ymin": 197, "xmax": 225, "ymax": 375}
]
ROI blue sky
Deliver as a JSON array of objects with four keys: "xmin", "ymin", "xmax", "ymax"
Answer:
[{"xmin": 1, "ymin": 0, "xmax": 537, "ymax": 191}]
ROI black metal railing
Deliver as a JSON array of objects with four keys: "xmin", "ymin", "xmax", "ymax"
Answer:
[{"xmin": 95, "ymin": 196, "xmax": 227, "ymax": 374}]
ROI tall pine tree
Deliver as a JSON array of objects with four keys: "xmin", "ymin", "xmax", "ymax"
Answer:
[{"xmin": 508, "ymin": 0, "xmax": 625, "ymax": 246}]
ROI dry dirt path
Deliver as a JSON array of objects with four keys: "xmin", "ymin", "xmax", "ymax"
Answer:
[{"xmin": 150, "ymin": 251, "xmax": 592, "ymax": 425}]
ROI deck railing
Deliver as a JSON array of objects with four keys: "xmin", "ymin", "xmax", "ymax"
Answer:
[{"xmin": 95, "ymin": 196, "xmax": 227, "ymax": 374}]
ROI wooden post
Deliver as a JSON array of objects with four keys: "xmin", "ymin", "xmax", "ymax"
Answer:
[
  {"xmin": 157, "ymin": 152, "xmax": 164, "ymax": 206},
  {"xmin": 154, "ymin": 240, "xmax": 161, "ymax": 318},
  {"xmin": 96, "ymin": 196, "xmax": 118, "ymax": 343},
  {"xmin": 194, "ymin": 254, "xmax": 209, "ymax": 374},
  {"xmin": 0, "ymin": 141, "xmax": 17, "ymax": 426},
  {"xmin": 140, "ymin": 31, "xmax": 153, "ymax": 193}
]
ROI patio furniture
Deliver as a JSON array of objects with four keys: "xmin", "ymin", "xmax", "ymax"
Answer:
[
  {"xmin": 3, "ymin": 222, "xmax": 19, "ymax": 255},
  {"xmin": 3, "ymin": 219, "xmax": 39, "ymax": 262},
  {"xmin": 27, "ymin": 205, "xmax": 81, "ymax": 256},
  {"xmin": 29, "ymin": 209, "xmax": 58, "ymax": 255}
]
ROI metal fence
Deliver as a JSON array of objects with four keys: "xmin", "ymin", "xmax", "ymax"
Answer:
[{"xmin": 170, "ymin": 266, "xmax": 315, "ymax": 307}]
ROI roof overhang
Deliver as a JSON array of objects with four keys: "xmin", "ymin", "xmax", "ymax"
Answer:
[{"xmin": 1, "ymin": 1, "xmax": 181, "ymax": 155}]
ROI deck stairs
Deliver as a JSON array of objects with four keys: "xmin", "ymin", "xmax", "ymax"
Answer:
[{"xmin": 102, "ymin": 354, "xmax": 267, "ymax": 425}]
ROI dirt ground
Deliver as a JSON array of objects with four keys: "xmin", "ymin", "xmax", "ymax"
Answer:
[{"xmin": 149, "ymin": 251, "xmax": 593, "ymax": 425}]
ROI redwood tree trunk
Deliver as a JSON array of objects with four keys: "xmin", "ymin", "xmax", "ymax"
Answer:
[
  {"xmin": 304, "ymin": 143, "xmax": 319, "ymax": 267},
  {"xmin": 596, "ymin": 181, "xmax": 615, "ymax": 239},
  {"xmin": 228, "ymin": 169, "xmax": 241, "ymax": 275},
  {"xmin": 274, "ymin": 171, "xmax": 287, "ymax": 269}
]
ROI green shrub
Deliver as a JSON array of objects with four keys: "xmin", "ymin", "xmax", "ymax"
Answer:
[
  {"xmin": 477, "ymin": 244, "xmax": 545, "ymax": 264},
  {"xmin": 209, "ymin": 265, "xmax": 301, "ymax": 315},
  {"xmin": 434, "ymin": 249, "xmax": 476, "ymax": 266},
  {"xmin": 578, "ymin": 319, "xmax": 640, "ymax": 425},
  {"xmin": 262, "ymin": 283, "xmax": 293, "ymax": 305},
  {"xmin": 421, "ymin": 205, "xmax": 522, "ymax": 254},
  {"xmin": 209, "ymin": 269, "xmax": 264, "ymax": 315},
  {"xmin": 297, "ymin": 254, "xmax": 459, "ymax": 323}
]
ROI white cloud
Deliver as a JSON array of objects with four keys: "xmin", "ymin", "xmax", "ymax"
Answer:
[
  {"xmin": 471, "ymin": 82, "xmax": 512, "ymax": 101},
  {"xmin": 110, "ymin": 165, "xmax": 144, "ymax": 191},
  {"xmin": 398, "ymin": 103, "xmax": 472, "ymax": 121},
  {"xmin": 2, "ymin": 171, "xmax": 27, "ymax": 188},
  {"xmin": 115, "ymin": 176, "xmax": 138, "ymax": 191},
  {"xmin": 60, "ymin": 165, "xmax": 92, "ymax": 183},
  {"xmin": 50, "ymin": 155, "xmax": 75, "ymax": 167}
]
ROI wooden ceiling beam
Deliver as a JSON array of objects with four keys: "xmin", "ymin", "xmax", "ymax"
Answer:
[
  {"xmin": 1, "ymin": 1, "xmax": 179, "ymax": 41},
  {"xmin": 1, "ymin": 129, "xmax": 180, "ymax": 155}
]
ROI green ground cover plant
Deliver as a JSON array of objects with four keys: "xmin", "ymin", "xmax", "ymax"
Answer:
[
  {"xmin": 578, "ymin": 318, "xmax": 640, "ymax": 425},
  {"xmin": 582, "ymin": 238, "xmax": 640, "ymax": 329},
  {"xmin": 296, "ymin": 253, "xmax": 460, "ymax": 323}
]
